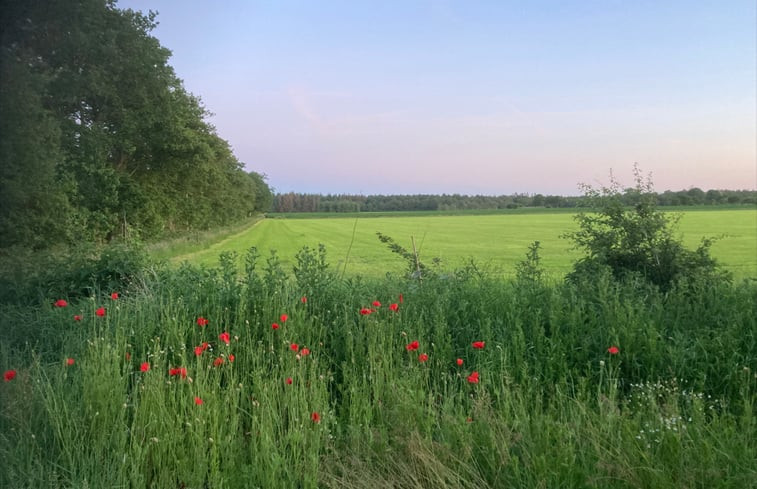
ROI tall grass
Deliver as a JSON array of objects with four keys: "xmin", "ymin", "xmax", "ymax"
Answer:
[{"xmin": 1, "ymin": 246, "xmax": 755, "ymax": 488}]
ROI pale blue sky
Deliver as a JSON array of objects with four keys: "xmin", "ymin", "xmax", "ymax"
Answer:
[{"xmin": 119, "ymin": 0, "xmax": 756, "ymax": 195}]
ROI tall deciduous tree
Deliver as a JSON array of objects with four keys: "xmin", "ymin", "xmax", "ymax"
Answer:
[{"xmin": 0, "ymin": 0, "xmax": 271, "ymax": 249}]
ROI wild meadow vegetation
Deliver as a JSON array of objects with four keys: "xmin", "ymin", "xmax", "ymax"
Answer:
[
  {"xmin": 1, "ymin": 183, "xmax": 756, "ymax": 488},
  {"xmin": 2, "ymin": 2, "xmax": 756, "ymax": 487}
]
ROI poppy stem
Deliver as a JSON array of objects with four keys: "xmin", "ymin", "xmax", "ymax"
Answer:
[
  {"xmin": 411, "ymin": 236, "xmax": 422, "ymax": 284},
  {"xmin": 341, "ymin": 216, "xmax": 359, "ymax": 280}
]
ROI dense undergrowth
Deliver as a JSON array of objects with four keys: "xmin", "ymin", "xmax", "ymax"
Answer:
[{"xmin": 1, "ymin": 243, "xmax": 755, "ymax": 488}]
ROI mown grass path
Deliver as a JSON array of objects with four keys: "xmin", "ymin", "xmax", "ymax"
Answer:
[{"xmin": 162, "ymin": 208, "xmax": 757, "ymax": 279}]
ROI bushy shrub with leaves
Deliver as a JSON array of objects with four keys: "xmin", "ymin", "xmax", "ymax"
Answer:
[
  {"xmin": 0, "ymin": 241, "xmax": 149, "ymax": 305},
  {"xmin": 565, "ymin": 167, "xmax": 729, "ymax": 290}
]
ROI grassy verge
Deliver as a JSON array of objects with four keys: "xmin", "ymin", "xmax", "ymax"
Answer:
[
  {"xmin": 146, "ymin": 214, "xmax": 265, "ymax": 262},
  {"xmin": 1, "ymin": 246, "xmax": 755, "ymax": 487}
]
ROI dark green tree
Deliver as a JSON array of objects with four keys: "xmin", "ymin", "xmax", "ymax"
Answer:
[
  {"xmin": 0, "ymin": 45, "xmax": 73, "ymax": 248},
  {"xmin": 0, "ymin": 0, "xmax": 271, "ymax": 248}
]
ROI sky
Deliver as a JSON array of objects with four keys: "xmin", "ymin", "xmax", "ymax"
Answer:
[{"xmin": 118, "ymin": 0, "xmax": 756, "ymax": 195}]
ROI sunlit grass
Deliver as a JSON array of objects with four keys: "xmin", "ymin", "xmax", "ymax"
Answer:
[
  {"xmin": 161, "ymin": 209, "xmax": 757, "ymax": 280},
  {"xmin": 146, "ymin": 215, "xmax": 264, "ymax": 262}
]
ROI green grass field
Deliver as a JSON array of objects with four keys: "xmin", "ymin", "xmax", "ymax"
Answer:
[
  {"xmin": 157, "ymin": 208, "xmax": 757, "ymax": 280},
  {"xmin": 4, "ymin": 207, "xmax": 757, "ymax": 487}
]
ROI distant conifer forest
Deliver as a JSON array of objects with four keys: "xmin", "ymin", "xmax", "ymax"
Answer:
[{"xmin": 272, "ymin": 188, "xmax": 756, "ymax": 213}]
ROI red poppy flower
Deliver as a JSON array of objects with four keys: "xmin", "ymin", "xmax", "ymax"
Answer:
[
  {"xmin": 372, "ymin": 300, "xmax": 381, "ymax": 307},
  {"xmin": 219, "ymin": 332, "xmax": 230, "ymax": 345},
  {"xmin": 196, "ymin": 317, "xmax": 208, "ymax": 327},
  {"xmin": 418, "ymin": 353, "xmax": 429, "ymax": 363},
  {"xmin": 399, "ymin": 293, "xmax": 404, "ymax": 303},
  {"xmin": 406, "ymin": 341, "xmax": 419, "ymax": 351},
  {"xmin": 290, "ymin": 343, "xmax": 299, "ymax": 352},
  {"xmin": 285, "ymin": 377, "xmax": 293, "ymax": 385},
  {"xmin": 607, "ymin": 346, "xmax": 620, "ymax": 355},
  {"xmin": 456, "ymin": 358, "xmax": 464, "ymax": 366},
  {"xmin": 194, "ymin": 346, "xmax": 204, "ymax": 357},
  {"xmin": 140, "ymin": 362, "xmax": 150, "ymax": 372},
  {"xmin": 472, "ymin": 341, "xmax": 485, "ymax": 349},
  {"xmin": 73, "ymin": 315, "xmax": 82, "ymax": 321},
  {"xmin": 467, "ymin": 371, "xmax": 480, "ymax": 384},
  {"xmin": 213, "ymin": 357, "xmax": 225, "ymax": 367},
  {"xmin": 169, "ymin": 367, "xmax": 187, "ymax": 378},
  {"xmin": 301, "ymin": 296, "xmax": 307, "ymax": 304},
  {"xmin": 389, "ymin": 303, "xmax": 399, "ymax": 312},
  {"xmin": 271, "ymin": 322, "xmax": 280, "ymax": 330},
  {"xmin": 66, "ymin": 358, "xmax": 74, "ymax": 366},
  {"xmin": 95, "ymin": 307, "xmax": 106, "ymax": 317},
  {"xmin": 300, "ymin": 347, "xmax": 310, "ymax": 356},
  {"xmin": 4, "ymin": 370, "xmax": 16, "ymax": 382},
  {"xmin": 55, "ymin": 299, "xmax": 68, "ymax": 307},
  {"xmin": 360, "ymin": 307, "xmax": 372, "ymax": 316},
  {"xmin": 110, "ymin": 292, "xmax": 119, "ymax": 300},
  {"xmin": 311, "ymin": 412, "xmax": 321, "ymax": 423},
  {"xmin": 228, "ymin": 354, "xmax": 235, "ymax": 363},
  {"xmin": 194, "ymin": 397, "xmax": 203, "ymax": 405},
  {"xmin": 280, "ymin": 314, "xmax": 288, "ymax": 323}
]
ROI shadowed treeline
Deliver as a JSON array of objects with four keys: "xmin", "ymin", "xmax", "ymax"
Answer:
[{"xmin": 0, "ymin": 0, "xmax": 272, "ymax": 251}]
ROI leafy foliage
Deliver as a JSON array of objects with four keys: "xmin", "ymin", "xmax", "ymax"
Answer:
[
  {"xmin": 294, "ymin": 244, "xmax": 334, "ymax": 296},
  {"xmin": 0, "ymin": 241, "xmax": 149, "ymax": 305},
  {"xmin": 515, "ymin": 241, "xmax": 545, "ymax": 284},
  {"xmin": 376, "ymin": 232, "xmax": 436, "ymax": 280},
  {"xmin": 565, "ymin": 167, "xmax": 729, "ymax": 289},
  {"xmin": 0, "ymin": 0, "xmax": 271, "ymax": 249}
]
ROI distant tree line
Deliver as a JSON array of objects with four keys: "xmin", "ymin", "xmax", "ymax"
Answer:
[
  {"xmin": 0, "ymin": 0, "xmax": 272, "ymax": 250},
  {"xmin": 272, "ymin": 188, "xmax": 756, "ymax": 213}
]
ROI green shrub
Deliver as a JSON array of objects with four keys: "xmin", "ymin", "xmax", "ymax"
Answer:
[
  {"xmin": 0, "ymin": 241, "xmax": 149, "ymax": 305},
  {"xmin": 565, "ymin": 167, "xmax": 730, "ymax": 290}
]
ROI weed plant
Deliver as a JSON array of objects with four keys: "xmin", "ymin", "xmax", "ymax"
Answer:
[{"xmin": 1, "ymin": 245, "xmax": 755, "ymax": 488}]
